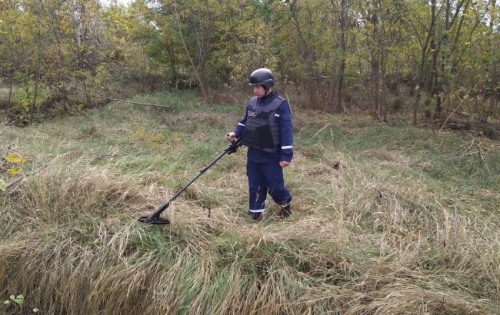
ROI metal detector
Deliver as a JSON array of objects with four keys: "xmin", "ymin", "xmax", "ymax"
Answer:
[{"xmin": 138, "ymin": 138, "xmax": 242, "ymax": 225}]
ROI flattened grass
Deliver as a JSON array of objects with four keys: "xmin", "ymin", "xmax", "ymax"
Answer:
[{"xmin": 1, "ymin": 92, "xmax": 499, "ymax": 314}]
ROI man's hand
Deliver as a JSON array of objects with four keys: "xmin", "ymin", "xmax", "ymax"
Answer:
[
  {"xmin": 279, "ymin": 161, "xmax": 290, "ymax": 168},
  {"xmin": 226, "ymin": 132, "xmax": 236, "ymax": 141}
]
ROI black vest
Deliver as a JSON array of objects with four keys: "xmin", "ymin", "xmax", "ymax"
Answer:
[{"xmin": 242, "ymin": 95, "xmax": 285, "ymax": 153}]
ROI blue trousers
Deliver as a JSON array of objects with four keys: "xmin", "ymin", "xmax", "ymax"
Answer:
[{"xmin": 246, "ymin": 160, "xmax": 292, "ymax": 214}]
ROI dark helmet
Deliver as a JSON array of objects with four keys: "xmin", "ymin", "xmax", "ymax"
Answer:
[{"xmin": 249, "ymin": 68, "xmax": 275, "ymax": 88}]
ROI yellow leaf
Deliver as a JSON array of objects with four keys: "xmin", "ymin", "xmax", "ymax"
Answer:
[
  {"xmin": 4, "ymin": 154, "xmax": 27, "ymax": 164},
  {"xmin": 7, "ymin": 167, "xmax": 23, "ymax": 176}
]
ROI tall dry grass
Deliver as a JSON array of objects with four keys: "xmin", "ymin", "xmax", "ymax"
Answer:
[{"xmin": 1, "ymin": 95, "xmax": 499, "ymax": 314}]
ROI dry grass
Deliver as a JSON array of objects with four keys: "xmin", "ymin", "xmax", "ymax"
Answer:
[{"xmin": 1, "ymin": 95, "xmax": 499, "ymax": 314}]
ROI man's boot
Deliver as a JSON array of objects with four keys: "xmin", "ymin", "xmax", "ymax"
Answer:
[
  {"xmin": 278, "ymin": 204, "xmax": 292, "ymax": 218},
  {"xmin": 249, "ymin": 211, "xmax": 263, "ymax": 221}
]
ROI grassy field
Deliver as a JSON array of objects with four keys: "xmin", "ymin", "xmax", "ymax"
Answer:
[{"xmin": 1, "ymin": 91, "xmax": 499, "ymax": 314}]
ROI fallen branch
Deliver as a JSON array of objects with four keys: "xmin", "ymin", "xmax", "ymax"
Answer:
[
  {"xmin": 108, "ymin": 98, "xmax": 172, "ymax": 109},
  {"xmin": 439, "ymin": 102, "xmax": 462, "ymax": 132},
  {"xmin": 313, "ymin": 124, "xmax": 331, "ymax": 138},
  {"xmin": 446, "ymin": 138, "xmax": 492, "ymax": 175},
  {"xmin": 5, "ymin": 176, "xmax": 22, "ymax": 191},
  {"xmin": 442, "ymin": 107, "xmax": 469, "ymax": 117},
  {"xmin": 373, "ymin": 109, "xmax": 388, "ymax": 124}
]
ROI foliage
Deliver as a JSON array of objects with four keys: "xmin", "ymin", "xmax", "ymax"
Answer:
[
  {"xmin": 3, "ymin": 294, "xmax": 24, "ymax": 306},
  {"xmin": 2, "ymin": 294, "xmax": 40, "ymax": 313},
  {"xmin": 1, "ymin": 0, "xmax": 500, "ymax": 122},
  {"xmin": 1, "ymin": 153, "xmax": 27, "ymax": 178},
  {"xmin": 1, "ymin": 146, "xmax": 27, "ymax": 195},
  {"xmin": 0, "ymin": 0, "xmax": 146, "ymax": 124}
]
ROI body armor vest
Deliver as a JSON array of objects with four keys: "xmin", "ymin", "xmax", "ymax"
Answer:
[{"xmin": 242, "ymin": 95, "xmax": 285, "ymax": 153}]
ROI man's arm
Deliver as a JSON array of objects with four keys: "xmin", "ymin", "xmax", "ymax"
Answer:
[
  {"xmin": 279, "ymin": 101, "xmax": 293, "ymax": 166},
  {"xmin": 226, "ymin": 105, "xmax": 249, "ymax": 141}
]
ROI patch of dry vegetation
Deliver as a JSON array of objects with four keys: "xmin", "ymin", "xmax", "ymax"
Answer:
[{"xmin": 1, "ymin": 96, "xmax": 499, "ymax": 314}]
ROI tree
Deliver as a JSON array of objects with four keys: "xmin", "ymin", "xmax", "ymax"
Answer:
[{"xmin": 0, "ymin": 0, "xmax": 144, "ymax": 123}]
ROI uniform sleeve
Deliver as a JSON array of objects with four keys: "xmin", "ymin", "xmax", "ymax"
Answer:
[
  {"xmin": 234, "ymin": 105, "xmax": 248, "ymax": 137},
  {"xmin": 279, "ymin": 101, "xmax": 294, "ymax": 162}
]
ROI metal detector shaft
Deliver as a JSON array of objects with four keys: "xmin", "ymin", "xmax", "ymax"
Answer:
[{"xmin": 142, "ymin": 138, "xmax": 242, "ymax": 222}]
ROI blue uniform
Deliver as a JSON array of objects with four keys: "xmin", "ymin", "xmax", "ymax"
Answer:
[{"xmin": 233, "ymin": 90, "xmax": 293, "ymax": 216}]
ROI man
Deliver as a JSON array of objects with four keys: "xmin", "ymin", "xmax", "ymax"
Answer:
[{"xmin": 226, "ymin": 68, "xmax": 293, "ymax": 220}]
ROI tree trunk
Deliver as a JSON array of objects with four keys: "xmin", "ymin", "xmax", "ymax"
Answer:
[{"xmin": 335, "ymin": 0, "xmax": 348, "ymax": 113}]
